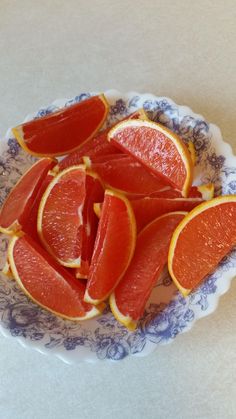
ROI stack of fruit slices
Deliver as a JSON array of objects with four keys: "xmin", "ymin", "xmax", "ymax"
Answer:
[{"xmin": 1, "ymin": 94, "xmax": 236, "ymax": 331}]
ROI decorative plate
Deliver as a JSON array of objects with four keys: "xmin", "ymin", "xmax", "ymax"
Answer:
[{"xmin": 0, "ymin": 90, "xmax": 235, "ymax": 363}]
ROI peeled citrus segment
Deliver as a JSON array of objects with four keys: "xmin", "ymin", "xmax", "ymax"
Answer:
[
  {"xmin": 8, "ymin": 235, "xmax": 102, "ymax": 320},
  {"xmin": 84, "ymin": 190, "xmax": 137, "ymax": 304},
  {"xmin": 75, "ymin": 171, "xmax": 104, "ymax": 279},
  {"xmin": 37, "ymin": 165, "xmax": 87, "ymax": 267},
  {"xmin": 148, "ymin": 183, "xmax": 214, "ymax": 200},
  {"xmin": 23, "ymin": 173, "xmax": 55, "ymax": 241},
  {"xmin": 58, "ymin": 109, "xmax": 148, "ymax": 171},
  {"xmin": 131, "ymin": 197, "xmax": 203, "ymax": 231},
  {"xmin": 12, "ymin": 95, "xmax": 109, "ymax": 157},
  {"xmin": 168, "ymin": 196, "xmax": 236, "ymax": 296},
  {"xmin": 110, "ymin": 212, "xmax": 187, "ymax": 330},
  {"xmin": 0, "ymin": 158, "xmax": 56, "ymax": 235},
  {"xmin": 84, "ymin": 155, "xmax": 168, "ymax": 195},
  {"xmin": 108, "ymin": 119, "xmax": 194, "ymax": 197}
]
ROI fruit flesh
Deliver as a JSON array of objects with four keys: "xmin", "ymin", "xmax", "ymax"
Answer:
[
  {"xmin": 108, "ymin": 120, "xmax": 193, "ymax": 197},
  {"xmin": 75, "ymin": 172, "xmax": 104, "ymax": 278},
  {"xmin": 85, "ymin": 190, "xmax": 136, "ymax": 304},
  {"xmin": 38, "ymin": 166, "xmax": 87, "ymax": 267},
  {"xmin": 168, "ymin": 197, "xmax": 236, "ymax": 294},
  {"xmin": 0, "ymin": 158, "xmax": 56, "ymax": 233},
  {"xmin": 12, "ymin": 95, "xmax": 109, "ymax": 156},
  {"xmin": 131, "ymin": 197, "xmax": 202, "ymax": 231},
  {"xmin": 8, "ymin": 235, "xmax": 100, "ymax": 320},
  {"xmin": 23, "ymin": 173, "xmax": 54, "ymax": 241},
  {"xmin": 58, "ymin": 109, "xmax": 147, "ymax": 171},
  {"xmin": 110, "ymin": 212, "xmax": 186, "ymax": 328},
  {"xmin": 87, "ymin": 155, "xmax": 168, "ymax": 195}
]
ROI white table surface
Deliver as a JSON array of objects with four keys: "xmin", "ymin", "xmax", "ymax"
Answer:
[{"xmin": 0, "ymin": 1, "xmax": 236, "ymax": 418}]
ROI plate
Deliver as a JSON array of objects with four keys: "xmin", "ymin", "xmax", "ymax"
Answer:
[{"xmin": 0, "ymin": 90, "xmax": 236, "ymax": 363}]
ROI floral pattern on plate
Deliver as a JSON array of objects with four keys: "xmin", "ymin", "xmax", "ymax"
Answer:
[{"xmin": 0, "ymin": 90, "xmax": 235, "ymax": 363}]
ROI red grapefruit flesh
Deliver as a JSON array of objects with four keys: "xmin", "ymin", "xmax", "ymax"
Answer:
[
  {"xmin": 75, "ymin": 172, "xmax": 104, "ymax": 279},
  {"xmin": 168, "ymin": 196, "xmax": 236, "ymax": 296},
  {"xmin": 0, "ymin": 158, "xmax": 56, "ymax": 235},
  {"xmin": 131, "ymin": 197, "xmax": 203, "ymax": 231},
  {"xmin": 8, "ymin": 235, "xmax": 103, "ymax": 320},
  {"xmin": 23, "ymin": 173, "xmax": 55, "ymax": 242},
  {"xmin": 151, "ymin": 184, "xmax": 214, "ymax": 200},
  {"xmin": 37, "ymin": 166, "xmax": 87, "ymax": 267},
  {"xmin": 84, "ymin": 155, "xmax": 168, "ymax": 195},
  {"xmin": 110, "ymin": 212, "xmax": 187, "ymax": 330},
  {"xmin": 84, "ymin": 190, "xmax": 137, "ymax": 304},
  {"xmin": 58, "ymin": 109, "xmax": 148, "ymax": 171},
  {"xmin": 12, "ymin": 95, "xmax": 109, "ymax": 157},
  {"xmin": 108, "ymin": 119, "xmax": 193, "ymax": 197}
]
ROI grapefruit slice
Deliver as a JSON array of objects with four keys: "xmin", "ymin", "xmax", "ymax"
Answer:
[
  {"xmin": 8, "ymin": 235, "xmax": 103, "ymax": 320},
  {"xmin": 84, "ymin": 190, "xmax": 136, "ymax": 304},
  {"xmin": 110, "ymin": 212, "xmax": 187, "ymax": 330},
  {"xmin": 83, "ymin": 155, "xmax": 168, "ymax": 195},
  {"xmin": 0, "ymin": 158, "xmax": 56, "ymax": 235},
  {"xmin": 23, "ymin": 173, "xmax": 55, "ymax": 241},
  {"xmin": 168, "ymin": 196, "xmax": 236, "ymax": 296},
  {"xmin": 131, "ymin": 197, "xmax": 203, "ymax": 231},
  {"xmin": 108, "ymin": 119, "xmax": 194, "ymax": 197},
  {"xmin": 75, "ymin": 171, "xmax": 104, "ymax": 279},
  {"xmin": 37, "ymin": 165, "xmax": 87, "ymax": 267},
  {"xmin": 12, "ymin": 95, "xmax": 109, "ymax": 157},
  {"xmin": 58, "ymin": 109, "xmax": 148, "ymax": 171}
]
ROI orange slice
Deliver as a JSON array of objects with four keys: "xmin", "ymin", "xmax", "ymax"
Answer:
[
  {"xmin": 168, "ymin": 196, "xmax": 236, "ymax": 296},
  {"xmin": 0, "ymin": 158, "xmax": 56, "ymax": 235},
  {"xmin": 83, "ymin": 155, "xmax": 168, "ymax": 195},
  {"xmin": 108, "ymin": 119, "xmax": 194, "ymax": 197},
  {"xmin": 37, "ymin": 165, "xmax": 87, "ymax": 267},
  {"xmin": 12, "ymin": 95, "xmax": 109, "ymax": 157},
  {"xmin": 110, "ymin": 212, "xmax": 187, "ymax": 330},
  {"xmin": 58, "ymin": 108, "xmax": 148, "ymax": 171},
  {"xmin": 84, "ymin": 190, "xmax": 136, "ymax": 304},
  {"xmin": 131, "ymin": 197, "xmax": 203, "ymax": 231},
  {"xmin": 8, "ymin": 235, "xmax": 103, "ymax": 320}
]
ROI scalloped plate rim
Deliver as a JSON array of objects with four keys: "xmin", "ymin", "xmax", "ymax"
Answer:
[{"xmin": 0, "ymin": 89, "xmax": 235, "ymax": 364}]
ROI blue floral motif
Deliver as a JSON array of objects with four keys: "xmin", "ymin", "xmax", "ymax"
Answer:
[
  {"xmin": 65, "ymin": 93, "xmax": 91, "ymax": 107},
  {"xmin": 110, "ymin": 99, "xmax": 128, "ymax": 117},
  {"xmin": 207, "ymin": 152, "xmax": 225, "ymax": 170},
  {"xmin": 36, "ymin": 105, "xmax": 59, "ymax": 118},
  {"xmin": 0, "ymin": 92, "xmax": 236, "ymax": 362},
  {"xmin": 7, "ymin": 138, "xmax": 20, "ymax": 157}
]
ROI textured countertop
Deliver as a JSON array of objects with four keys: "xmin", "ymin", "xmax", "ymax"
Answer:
[{"xmin": 0, "ymin": 1, "xmax": 236, "ymax": 418}]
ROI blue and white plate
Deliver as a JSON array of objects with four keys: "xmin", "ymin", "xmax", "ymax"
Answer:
[{"xmin": 0, "ymin": 90, "xmax": 236, "ymax": 363}]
